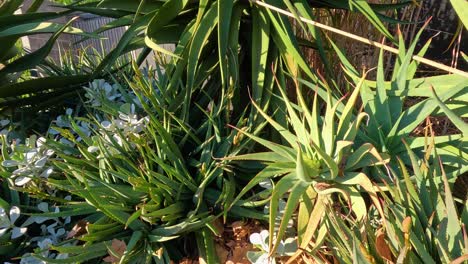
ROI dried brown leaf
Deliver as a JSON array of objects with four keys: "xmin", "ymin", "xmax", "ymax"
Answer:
[
  {"xmin": 401, "ymin": 216, "xmax": 412, "ymax": 234},
  {"xmin": 103, "ymin": 239, "xmax": 127, "ymax": 263},
  {"xmin": 375, "ymin": 229, "xmax": 394, "ymax": 263},
  {"xmin": 66, "ymin": 219, "xmax": 89, "ymax": 239}
]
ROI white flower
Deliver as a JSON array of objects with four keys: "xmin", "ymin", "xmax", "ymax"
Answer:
[
  {"xmin": 0, "ymin": 206, "xmax": 27, "ymax": 239},
  {"xmin": 20, "ymin": 254, "xmax": 47, "ymax": 264},
  {"xmin": 250, "ymin": 230, "xmax": 270, "ymax": 252},
  {"xmin": 247, "ymin": 230, "xmax": 297, "ymax": 264},
  {"xmin": 55, "ymin": 115, "xmax": 71, "ymax": 129},
  {"xmin": 56, "ymin": 253, "xmax": 69, "ymax": 259},
  {"xmin": 37, "ymin": 238, "xmax": 53, "ymax": 250},
  {"xmin": 2, "ymin": 137, "xmax": 54, "ymax": 186},
  {"xmin": 48, "ymin": 109, "xmax": 75, "ymax": 136},
  {"xmin": 22, "ymin": 202, "xmax": 50, "ymax": 225},
  {"xmin": 111, "ymin": 134, "xmax": 124, "ymax": 147},
  {"xmin": 93, "ymin": 104, "xmax": 148, "ymax": 157},
  {"xmin": 20, "ymin": 208, "xmax": 72, "ymax": 263},
  {"xmin": 100, "ymin": 104, "xmax": 149, "ymax": 135},
  {"xmin": 259, "ymin": 180, "xmax": 273, "ymax": 189},
  {"xmin": 87, "ymin": 146, "xmax": 99, "ymax": 153},
  {"xmin": 0, "ymin": 129, "xmax": 8, "ymax": 137},
  {"xmin": 23, "ymin": 202, "xmax": 68, "ymax": 228},
  {"xmin": 84, "ymin": 79, "xmax": 123, "ymax": 107},
  {"xmin": 47, "ymin": 223, "xmax": 65, "ymax": 239},
  {"xmin": 76, "ymin": 121, "xmax": 91, "ymax": 138},
  {"xmin": 118, "ymin": 104, "xmax": 148, "ymax": 133},
  {"xmin": 59, "ymin": 137, "xmax": 73, "ymax": 147},
  {"xmin": 0, "ymin": 119, "xmax": 10, "ymax": 127},
  {"xmin": 249, "ymin": 230, "xmax": 275, "ymax": 264},
  {"xmin": 101, "ymin": 120, "xmax": 112, "ymax": 130}
]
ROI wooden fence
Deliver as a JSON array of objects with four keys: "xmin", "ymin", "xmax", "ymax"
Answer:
[
  {"xmin": 70, "ymin": 14, "xmax": 127, "ymax": 55},
  {"xmin": 19, "ymin": 0, "xmax": 168, "ymax": 69}
]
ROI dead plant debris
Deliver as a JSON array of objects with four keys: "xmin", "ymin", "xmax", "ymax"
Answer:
[{"xmin": 177, "ymin": 220, "xmax": 263, "ymax": 264}]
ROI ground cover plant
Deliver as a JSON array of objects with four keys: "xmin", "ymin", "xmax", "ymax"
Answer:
[{"xmin": 0, "ymin": 0, "xmax": 467, "ymax": 263}]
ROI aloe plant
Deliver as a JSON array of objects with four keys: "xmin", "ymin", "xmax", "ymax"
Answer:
[
  {"xmin": 321, "ymin": 137, "xmax": 468, "ymax": 264},
  {"xmin": 330, "ymin": 25, "xmax": 468, "ymax": 176},
  {"xmin": 223, "ymin": 70, "xmax": 393, "ymax": 258}
]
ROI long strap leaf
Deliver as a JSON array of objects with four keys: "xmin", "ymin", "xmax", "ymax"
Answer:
[
  {"xmin": 0, "ymin": 18, "xmax": 79, "ymax": 75},
  {"xmin": 250, "ymin": 0, "xmax": 468, "ymax": 78}
]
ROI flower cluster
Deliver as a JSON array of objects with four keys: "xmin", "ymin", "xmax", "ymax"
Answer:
[
  {"xmin": 49, "ymin": 109, "xmax": 92, "ymax": 140},
  {"xmin": 2, "ymin": 137, "xmax": 54, "ymax": 186},
  {"xmin": 88, "ymin": 104, "xmax": 149, "ymax": 156},
  {"xmin": 84, "ymin": 79, "xmax": 145, "ymax": 108},
  {"xmin": 103, "ymin": 104, "xmax": 148, "ymax": 137},
  {"xmin": 84, "ymin": 79, "xmax": 124, "ymax": 107},
  {"xmin": 19, "ymin": 201, "xmax": 72, "ymax": 264},
  {"xmin": 0, "ymin": 78, "xmax": 150, "ymax": 262}
]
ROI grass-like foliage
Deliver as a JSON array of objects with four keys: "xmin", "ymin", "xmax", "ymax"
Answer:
[
  {"xmin": 0, "ymin": 0, "xmax": 467, "ymax": 263},
  {"xmin": 323, "ymin": 139, "xmax": 468, "ymax": 263}
]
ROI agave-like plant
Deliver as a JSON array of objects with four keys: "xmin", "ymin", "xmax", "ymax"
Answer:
[
  {"xmin": 330, "ymin": 24, "xmax": 468, "ymax": 176},
  {"xmin": 224, "ymin": 71, "xmax": 391, "ymax": 259},
  {"xmin": 321, "ymin": 133, "xmax": 468, "ymax": 264}
]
